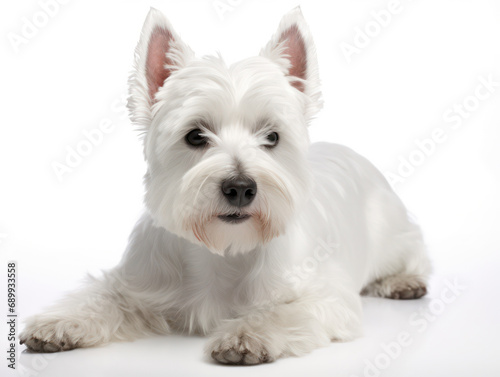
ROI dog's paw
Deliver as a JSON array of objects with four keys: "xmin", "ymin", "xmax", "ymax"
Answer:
[
  {"xmin": 389, "ymin": 279, "xmax": 427, "ymax": 300},
  {"xmin": 19, "ymin": 317, "xmax": 86, "ymax": 353},
  {"xmin": 207, "ymin": 332, "xmax": 275, "ymax": 365},
  {"xmin": 361, "ymin": 274, "xmax": 427, "ymax": 300}
]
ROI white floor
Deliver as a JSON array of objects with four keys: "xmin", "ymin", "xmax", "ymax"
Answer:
[{"xmin": 10, "ymin": 261, "xmax": 500, "ymax": 377}]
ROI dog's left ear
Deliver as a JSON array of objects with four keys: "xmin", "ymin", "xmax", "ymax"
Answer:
[
  {"xmin": 128, "ymin": 8, "xmax": 194, "ymax": 130},
  {"xmin": 261, "ymin": 7, "xmax": 322, "ymax": 118}
]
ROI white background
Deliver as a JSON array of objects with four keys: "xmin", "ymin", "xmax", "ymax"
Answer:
[{"xmin": 1, "ymin": 0, "xmax": 500, "ymax": 376}]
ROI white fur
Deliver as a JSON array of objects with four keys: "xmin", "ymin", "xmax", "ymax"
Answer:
[{"xmin": 20, "ymin": 7, "xmax": 431, "ymax": 364}]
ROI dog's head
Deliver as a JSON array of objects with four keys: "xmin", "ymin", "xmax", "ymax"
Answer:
[{"xmin": 128, "ymin": 7, "xmax": 322, "ymax": 255}]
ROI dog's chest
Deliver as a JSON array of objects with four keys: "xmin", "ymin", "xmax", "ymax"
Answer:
[{"xmin": 166, "ymin": 247, "xmax": 282, "ymax": 334}]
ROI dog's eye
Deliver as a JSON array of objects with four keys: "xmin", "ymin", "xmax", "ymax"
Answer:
[
  {"xmin": 185, "ymin": 129, "xmax": 208, "ymax": 147},
  {"xmin": 265, "ymin": 132, "xmax": 279, "ymax": 148}
]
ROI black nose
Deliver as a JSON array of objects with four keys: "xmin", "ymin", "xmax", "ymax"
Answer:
[{"xmin": 221, "ymin": 176, "xmax": 257, "ymax": 207}]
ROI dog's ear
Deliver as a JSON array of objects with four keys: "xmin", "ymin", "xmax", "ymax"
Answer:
[
  {"xmin": 260, "ymin": 7, "xmax": 322, "ymax": 117},
  {"xmin": 128, "ymin": 8, "xmax": 194, "ymax": 129}
]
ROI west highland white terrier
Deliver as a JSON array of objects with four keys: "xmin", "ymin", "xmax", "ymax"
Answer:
[{"xmin": 20, "ymin": 7, "xmax": 431, "ymax": 364}]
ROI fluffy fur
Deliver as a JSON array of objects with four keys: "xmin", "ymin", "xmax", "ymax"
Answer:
[{"xmin": 20, "ymin": 7, "xmax": 431, "ymax": 364}]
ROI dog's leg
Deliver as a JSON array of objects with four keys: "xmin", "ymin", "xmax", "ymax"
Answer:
[
  {"xmin": 361, "ymin": 218, "xmax": 431, "ymax": 300},
  {"xmin": 361, "ymin": 188, "xmax": 432, "ymax": 300},
  {"xmin": 206, "ymin": 288, "xmax": 362, "ymax": 365},
  {"xmin": 19, "ymin": 273, "xmax": 168, "ymax": 352}
]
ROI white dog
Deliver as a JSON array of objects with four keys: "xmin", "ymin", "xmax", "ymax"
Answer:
[{"xmin": 20, "ymin": 7, "xmax": 431, "ymax": 364}]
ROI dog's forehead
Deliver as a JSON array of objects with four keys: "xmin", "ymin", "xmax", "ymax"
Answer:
[
  {"xmin": 229, "ymin": 56, "xmax": 291, "ymax": 96},
  {"xmin": 161, "ymin": 55, "xmax": 296, "ymax": 128}
]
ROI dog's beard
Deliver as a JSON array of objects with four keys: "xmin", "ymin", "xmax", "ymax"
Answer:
[
  {"xmin": 186, "ymin": 205, "xmax": 280, "ymax": 256},
  {"xmin": 172, "ymin": 154, "xmax": 299, "ymax": 255},
  {"xmin": 179, "ymin": 185, "xmax": 294, "ymax": 256}
]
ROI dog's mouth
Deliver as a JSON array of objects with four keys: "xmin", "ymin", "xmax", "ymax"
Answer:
[{"xmin": 218, "ymin": 213, "xmax": 251, "ymax": 224}]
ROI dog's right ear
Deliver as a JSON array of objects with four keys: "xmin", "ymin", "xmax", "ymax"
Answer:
[{"xmin": 128, "ymin": 8, "xmax": 194, "ymax": 130}]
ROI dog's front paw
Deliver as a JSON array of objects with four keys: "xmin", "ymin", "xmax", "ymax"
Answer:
[
  {"xmin": 20, "ymin": 317, "xmax": 88, "ymax": 353},
  {"xmin": 207, "ymin": 331, "xmax": 275, "ymax": 365}
]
